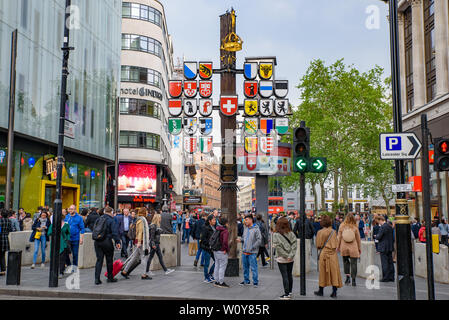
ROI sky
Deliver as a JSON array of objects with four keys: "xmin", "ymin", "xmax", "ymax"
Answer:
[
  {"xmin": 164, "ymin": 0, "xmax": 392, "ymax": 106},
  {"xmin": 163, "ymin": 0, "xmax": 392, "ymax": 162}
]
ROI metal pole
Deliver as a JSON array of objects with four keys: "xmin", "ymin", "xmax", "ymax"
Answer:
[
  {"xmin": 49, "ymin": 0, "xmax": 72, "ymax": 287},
  {"xmin": 300, "ymin": 172, "xmax": 306, "ymax": 295},
  {"xmin": 114, "ymin": 97, "xmax": 119, "ymax": 210},
  {"xmin": 5, "ymin": 29, "xmax": 18, "ymax": 211},
  {"xmin": 387, "ymin": 0, "xmax": 416, "ymax": 300},
  {"xmin": 420, "ymin": 114, "xmax": 435, "ymax": 300}
]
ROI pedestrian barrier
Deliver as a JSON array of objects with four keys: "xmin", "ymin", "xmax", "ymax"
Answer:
[
  {"xmin": 8, "ymin": 231, "xmax": 50, "ymax": 266},
  {"xmin": 414, "ymin": 242, "xmax": 449, "ymax": 284},
  {"xmin": 149, "ymin": 234, "xmax": 178, "ymax": 271},
  {"xmin": 356, "ymin": 241, "xmax": 379, "ymax": 279}
]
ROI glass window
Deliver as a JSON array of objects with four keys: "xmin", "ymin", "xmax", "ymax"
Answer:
[
  {"xmin": 122, "ymin": 2, "xmax": 162, "ymax": 27},
  {"xmin": 120, "ymin": 131, "xmax": 160, "ymax": 150},
  {"xmin": 424, "ymin": 0, "xmax": 436, "ymax": 103}
]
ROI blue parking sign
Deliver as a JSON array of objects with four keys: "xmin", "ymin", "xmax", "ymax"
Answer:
[{"xmin": 386, "ymin": 136, "xmax": 402, "ymax": 151}]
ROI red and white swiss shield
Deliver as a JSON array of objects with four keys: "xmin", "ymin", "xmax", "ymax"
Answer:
[
  {"xmin": 246, "ymin": 154, "xmax": 257, "ymax": 171},
  {"xmin": 220, "ymin": 96, "xmax": 238, "ymax": 116},
  {"xmin": 199, "ymin": 80, "xmax": 213, "ymax": 98},
  {"xmin": 168, "ymin": 80, "xmax": 183, "ymax": 98},
  {"xmin": 184, "ymin": 81, "xmax": 197, "ymax": 98}
]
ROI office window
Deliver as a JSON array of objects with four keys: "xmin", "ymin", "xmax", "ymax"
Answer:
[
  {"xmin": 121, "ymin": 66, "xmax": 162, "ymax": 88},
  {"xmin": 424, "ymin": 0, "xmax": 436, "ymax": 102},
  {"xmin": 122, "ymin": 2, "xmax": 162, "ymax": 27},
  {"xmin": 404, "ymin": 7, "xmax": 414, "ymax": 111},
  {"xmin": 120, "ymin": 131, "xmax": 160, "ymax": 151},
  {"xmin": 122, "ymin": 34, "xmax": 162, "ymax": 58}
]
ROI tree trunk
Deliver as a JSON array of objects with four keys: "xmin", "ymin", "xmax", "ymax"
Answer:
[
  {"xmin": 382, "ymin": 192, "xmax": 391, "ymax": 216},
  {"xmin": 312, "ymin": 183, "xmax": 318, "ymax": 216},
  {"xmin": 333, "ymin": 172, "xmax": 339, "ymax": 213},
  {"xmin": 320, "ymin": 180, "xmax": 326, "ymax": 212}
]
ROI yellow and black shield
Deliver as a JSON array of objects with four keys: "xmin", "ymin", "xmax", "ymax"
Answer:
[
  {"xmin": 244, "ymin": 99, "xmax": 258, "ymax": 116},
  {"xmin": 259, "ymin": 63, "xmax": 273, "ymax": 79},
  {"xmin": 244, "ymin": 136, "xmax": 258, "ymax": 154}
]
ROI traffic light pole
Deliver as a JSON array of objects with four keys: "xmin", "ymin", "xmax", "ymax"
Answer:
[
  {"xmin": 386, "ymin": 0, "xmax": 416, "ymax": 300},
  {"xmin": 420, "ymin": 113, "xmax": 435, "ymax": 300},
  {"xmin": 299, "ymin": 171, "xmax": 306, "ymax": 296}
]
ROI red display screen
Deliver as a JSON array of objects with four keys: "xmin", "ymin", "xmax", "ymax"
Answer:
[{"xmin": 118, "ymin": 163, "xmax": 157, "ymax": 196}]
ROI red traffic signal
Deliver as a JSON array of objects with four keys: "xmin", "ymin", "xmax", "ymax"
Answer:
[
  {"xmin": 434, "ymin": 138, "xmax": 449, "ymax": 171},
  {"xmin": 438, "ymin": 140, "xmax": 449, "ymax": 154}
]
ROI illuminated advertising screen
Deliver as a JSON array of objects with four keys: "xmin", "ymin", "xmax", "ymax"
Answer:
[{"xmin": 118, "ymin": 163, "xmax": 157, "ymax": 196}]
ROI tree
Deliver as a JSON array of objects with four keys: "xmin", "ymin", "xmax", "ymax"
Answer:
[{"xmin": 281, "ymin": 59, "xmax": 394, "ymax": 214}]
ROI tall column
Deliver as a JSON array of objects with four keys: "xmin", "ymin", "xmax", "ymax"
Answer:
[
  {"xmin": 411, "ymin": 0, "xmax": 427, "ymax": 108},
  {"xmin": 434, "ymin": 0, "xmax": 449, "ymax": 96},
  {"xmin": 398, "ymin": 12, "xmax": 408, "ymax": 116}
]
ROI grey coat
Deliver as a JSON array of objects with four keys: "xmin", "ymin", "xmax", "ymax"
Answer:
[
  {"xmin": 272, "ymin": 231, "xmax": 297, "ymax": 260},
  {"xmin": 241, "ymin": 224, "xmax": 262, "ymax": 254}
]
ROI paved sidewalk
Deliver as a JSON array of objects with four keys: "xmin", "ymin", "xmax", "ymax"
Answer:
[{"xmin": 0, "ymin": 241, "xmax": 448, "ymax": 300}]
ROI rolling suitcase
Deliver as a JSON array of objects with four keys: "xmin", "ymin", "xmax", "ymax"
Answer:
[{"xmin": 105, "ymin": 259, "xmax": 124, "ymax": 278}]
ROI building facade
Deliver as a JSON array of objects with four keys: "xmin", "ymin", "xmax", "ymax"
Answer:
[
  {"xmin": 398, "ymin": 0, "xmax": 449, "ymax": 220},
  {"xmin": 118, "ymin": 0, "xmax": 179, "ymax": 209},
  {"xmin": 237, "ymin": 177, "xmax": 253, "ymax": 214},
  {"xmin": 0, "ymin": 0, "xmax": 121, "ymax": 212}
]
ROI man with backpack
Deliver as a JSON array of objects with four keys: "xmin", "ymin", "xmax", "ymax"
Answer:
[
  {"xmin": 192, "ymin": 213, "xmax": 206, "ymax": 267},
  {"xmin": 92, "ymin": 207, "xmax": 121, "ymax": 285},
  {"xmin": 200, "ymin": 214, "xmax": 216, "ymax": 283}
]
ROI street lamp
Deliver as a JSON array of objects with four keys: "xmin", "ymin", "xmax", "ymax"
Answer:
[{"xmin": 380, "ymin": 0, "xmax": 416, "ymax": 300}]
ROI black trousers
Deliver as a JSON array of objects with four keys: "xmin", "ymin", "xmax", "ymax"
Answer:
[
  {"xmin": 342, "ymin": 256, "xmax": 358, "ymax": 279},
  {"xmin": 145, "ymin": 244, "xmax": 167, "ymax": 273},
  {"xmin": 441, "ymin": 235, "xmax": 448, "ymax": 246},
  {"xmin": 121, "ymin": 234, "xmax": 129, "ymax": 256},
  {"xmin": 0, "ymin": 249, "xmax": 6, "ymax": 272},
  {"xmin": 94, "ymin": 239, "xmax": 114, "ymax": 281},
  {"xmin": 380, "ymin": 251, "xmax": 395, "ymax": 281},
  {"xmin": 257, "ymin": 247, "xmax": 269, "ymax": 266},
  {"xmin": 59, "ymin": 248, "xmax": 69, "ymax": 274},
  {"xmin": 278, "ymin": 262, "xmax": 293, "ymax": 295}
]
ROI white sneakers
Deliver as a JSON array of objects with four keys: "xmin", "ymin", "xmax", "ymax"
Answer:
[
  {"xmin": 165, "ymin": 269, "xmax": 175, "ymax": 275},
  {"xmin": 41, "ymin": 263, "xmax": 45, "ymax": 269},
  {"xmin": 31, "ymin": 264, "xmax": 35, "ymax": 269}
]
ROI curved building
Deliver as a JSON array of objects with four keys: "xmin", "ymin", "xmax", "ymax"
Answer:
[{"xmin": 118, "ymin": 1, "xmax": 177, "ymax": 209}]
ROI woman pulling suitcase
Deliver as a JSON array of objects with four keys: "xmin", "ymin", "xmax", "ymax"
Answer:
[{"xmin": 121, "ymin": 207, "xmax": 150, "ymax": 279}]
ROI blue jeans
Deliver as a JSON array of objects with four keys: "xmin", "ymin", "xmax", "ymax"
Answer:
[
  {"xmin": 66, "ymin": 240, "xmax": 80, "ymax": 267},
  {"xmin": 242, "ymin": 253, "xmax": 259, "ymax": 285},
  {"xmin": 203, "ymin": 251, "xmax": 215, "ymax": 280},
  {"xmin": 33, "ymin": 235, "xmax": 47, "ymax": 264},
  {"xmin": 172, "ymin": 224, "xmax": 177, "ymax": 234},
  {"xmin": 195, "ymin": 240, "xmax": 205, "ymax": 264},
  {"xmin": 182, "ymin": 229, "xmax": 190, "ymax": 243}
]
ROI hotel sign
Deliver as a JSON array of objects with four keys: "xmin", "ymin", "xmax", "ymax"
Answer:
[{"xmin": 120, "ymin": 86, "xmax": 163, "ymax": 101}]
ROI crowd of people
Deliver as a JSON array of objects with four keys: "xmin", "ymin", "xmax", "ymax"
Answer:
[{"xmin": 0, "ymin": 204, "xmax": 448, "ymax": 299}]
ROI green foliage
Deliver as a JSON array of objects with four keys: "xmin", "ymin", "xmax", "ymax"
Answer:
[{"xmin": 280, "ymin": 59, "xmax": 394, "ymax": 207}]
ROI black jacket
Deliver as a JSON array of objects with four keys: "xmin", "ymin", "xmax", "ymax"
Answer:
[
  {"xmin": 293, "ymin": 216, "xmax": 314, "ymax": 239},
  {"xmin": 200, "ymin": 224, "xmax": 215, "ymax": 252},
  {"xmin": 376, "ymin": 223, "xmax": 394, "ymax": 253},
  {"xmin": 256, "ymin": 221, "xmax": 268, "ymax": 246},
  {"xmin": 149, "ymin": 223, "xmax": 163, "ymax": 247},
  {"xmin": 95, "ymin": 214, "xmax": 121, "ymax": 245},
  {"xmin": 160, "ymin": 212, "xmax": 173, "ymax": 234},
  {"xmin": 191, "ymin": 218, "xmax": 205, "ymax": 240},
  {"xmin": 86, "ymin": 211, "xmax": 100, "ymax": 231}
]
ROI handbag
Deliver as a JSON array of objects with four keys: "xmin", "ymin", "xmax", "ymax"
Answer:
[
  {"xmin": 35, "ymin": 231, "xmax": 42, "ymax": 240},
  {"xmin": 317, "ymin": 230, "xmax": 334, "ymax": 271}
]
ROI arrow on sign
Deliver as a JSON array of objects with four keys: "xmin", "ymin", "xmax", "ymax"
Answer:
[
  {"xmin": 408, "ymin": 136, "xmax": 420, "ymax": 156},
  {"xmin": 313, "ymin": 159, "xmax": 323, "ymax": 170},
  {"xmin": 295, "ymin": 158, "xmax": 307, "ymax": 171}
]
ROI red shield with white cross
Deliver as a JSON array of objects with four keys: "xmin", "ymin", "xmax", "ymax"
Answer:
[
  {"xmin": 220, "ymin": 96, "xmax": 238, "ymax": 116},
  {"xmin": 184, "ymin": 81, "xmax": 197, "ymax": 98},
  {"xmin": 168, "ymin": 80, "xmax": 183, "ymax": 98},
  {"xmin": 244, "ymin": 81, "xmax": 258, "ymax": 98},
  {"xmin": 246, "ymin": 154, "xmax": 257, "ymax": 171},
  {"xmin": 199, "ymin": 81, "xmax": 213, "ymax": 98}
]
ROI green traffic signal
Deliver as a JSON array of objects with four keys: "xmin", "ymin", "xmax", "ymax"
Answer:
[
  {"xmin": 294, "ymin": 157, "xmax": 308, "ymax": 173},
  {"xmin": 309, "ymin": 157, "xmax": 327, "ymax": 173}
]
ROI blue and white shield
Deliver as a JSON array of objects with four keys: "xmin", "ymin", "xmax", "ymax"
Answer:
[
  {"xmin": 199, "ymin": 117, "xmax": 213, "ymax": 136},
  {"xmin": 183, "ymin": 117, "xmax": 198, "ymax": 135},
  {"xmin": 184, "ymin": 62, "xmax": 197, "ymax": 80},
  {"xmin": 244, "ymin": 62, "xmax": 258, "ymax": 80},
  {"xmin": 259, "ymin": 80, "xmax": 273, "ymax": 98}
]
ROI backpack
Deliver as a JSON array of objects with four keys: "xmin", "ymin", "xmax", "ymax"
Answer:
[
  {"xmin": 342, "ymin": 227, "xmax": 355, "ymax": 243},
  {"xmin": 127, "ymin": 220, "xmax": 137, "ymax": 240},
  {"xmin": 92, "ymin": 216, "xmax": 108, "ymax": 241},
  {"xmin": 209, "ymin": 229, "xmax": 222, "ymax": 251}
]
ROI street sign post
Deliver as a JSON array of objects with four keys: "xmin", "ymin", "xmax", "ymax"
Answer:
[{"xmin": 379, "ymin": 133, "xmax": 422, "ymax": 160}]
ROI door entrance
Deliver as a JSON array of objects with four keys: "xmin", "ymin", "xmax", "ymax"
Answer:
[{"xmin": 41, "ymin": 181, "xmax": 80, "ymax": 212}]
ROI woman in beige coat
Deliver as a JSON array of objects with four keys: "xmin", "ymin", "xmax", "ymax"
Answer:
[
  {"xmin": 315, "ymin": 215, "xmax": 343, "ymax": 298},
  {"xmin": 337, "ymin": 213, "xmax": 362, "ymax": 286}
]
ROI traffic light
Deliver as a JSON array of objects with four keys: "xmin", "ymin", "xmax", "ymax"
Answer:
[
  {"xmin": 434, "ymin": 138, "xmax": 449, "ymax": 171},
  {"xmin": 309, "ymin": 157, "xmax": 327, "ymax": 173},
  {"xmin": 293, "ymin": 126, "xmax": 310, "ymax": 173}
]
